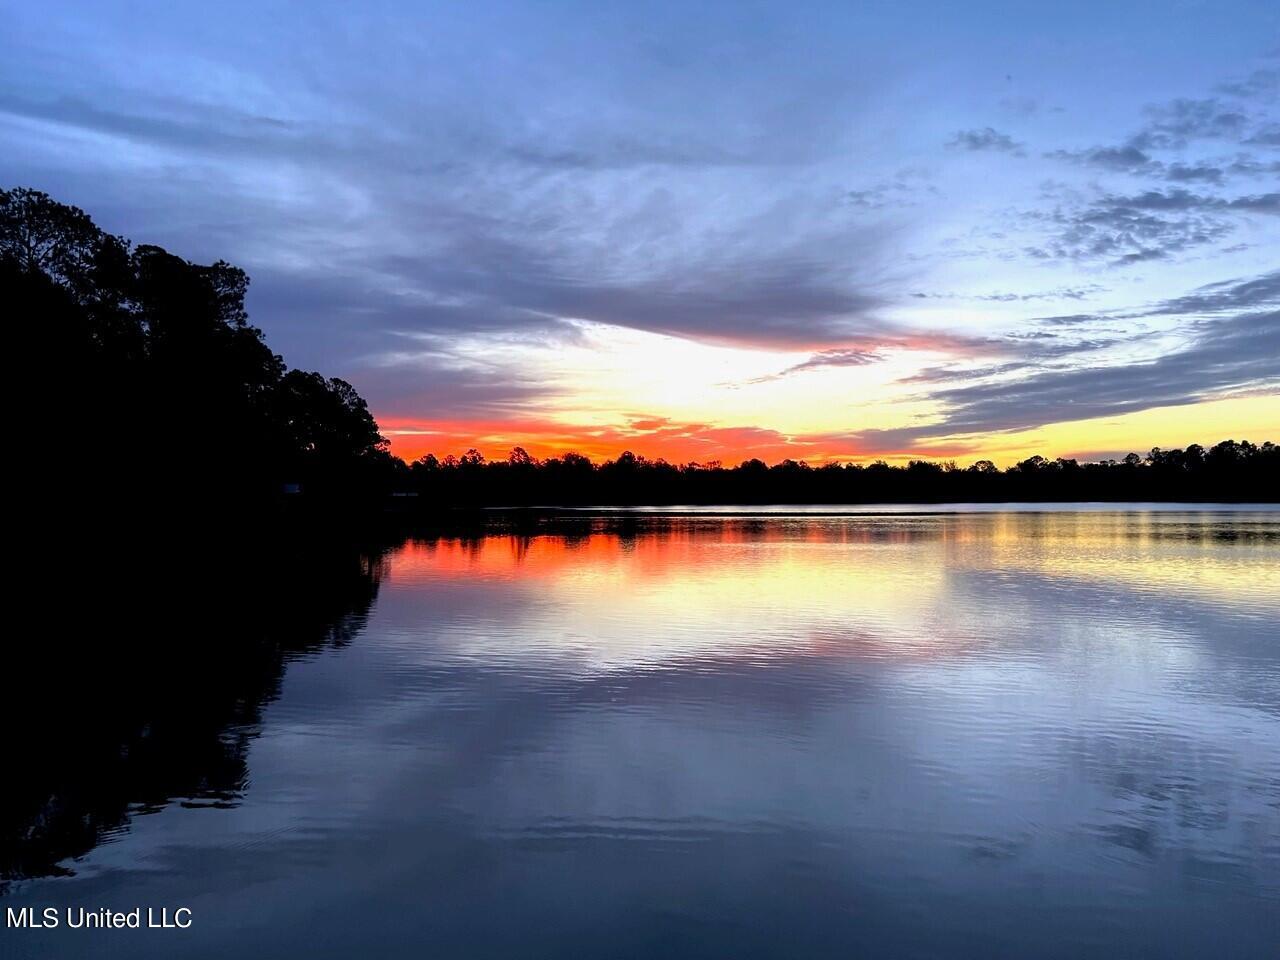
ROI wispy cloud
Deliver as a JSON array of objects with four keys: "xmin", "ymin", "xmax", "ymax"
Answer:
[
  {"xmin": 898, "ymin": 308, "xmax": 1279, "ymax": 437},
  {"xmin": 948, "ymin": 127, "xmax": 1026, "ymax": 156},
  {"xmin": 1025, "ymin": 188, "xmax": 1276, "ymax": 265},
  {"xmin": 854, "ymin": 271, "xmax": 1280, "ymax": 448}
]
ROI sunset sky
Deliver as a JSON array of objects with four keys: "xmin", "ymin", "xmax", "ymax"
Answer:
[{"xmin": 3, "ymin": 1, "xmax": 1277, "ymax": 464}]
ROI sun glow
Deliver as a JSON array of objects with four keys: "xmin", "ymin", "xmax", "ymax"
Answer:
[{"xmin": 379, "ymin": 319, "xmax": 1280, "ymax": 468}]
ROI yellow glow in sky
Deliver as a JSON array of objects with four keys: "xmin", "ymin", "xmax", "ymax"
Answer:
[{"xmin": 380, "ymin": 318, "xmax": 1279, "ymax": 465}]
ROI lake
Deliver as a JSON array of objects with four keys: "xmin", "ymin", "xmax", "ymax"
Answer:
[{"xmin": 4, "ymin": 508, "xmax": 1279, "ymax": 958}]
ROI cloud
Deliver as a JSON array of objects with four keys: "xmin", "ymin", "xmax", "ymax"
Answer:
[
  {"xmin": 1027, "ymin": 270, "xmax": 1279, "ymax": 329},
  {"xmin": 1045, "ymin": 149, "xmax": 1277, "ymax": 187},
  {"xmin": 858, "ymin": 269, "xmax": 1280, "ymax": 447},
  {"xmin": 743, "ymin": 330, "xmax": 1003, "ymax": 384},
  {"xmin": 1142, "ymin": 269, "xmax": 1280, "ymax": 316},
  {"xmin": 0, "ymin": 92, "xmax": 303, "ymax": 158},
  {"xmin": 858, "ymin": 306, "xmax": 1279, "ymax": 448},
  {"xmin": 844, "ymin": 170, "xmax": 940, "ymax": 210},
  {"xmin": 948, "ymin": 127, "xmax": 1026, "ymax": 156},
  {"xmin": 1043, "ymin": 67, "xmax": 1280, "ymax": 192},
  {"xmin": 1116, "ymin": 189, "xmax": 1278, "ymax": 213},
  {"xmin": 896, "ymin": 327, "xmax": 1148, "ymax": 391},
  {"xmin": 746, "ymin": 346, "xmax": 885, "ymax": 383},
  {"xmin": 1245, "ymin": 124, "xmax": 1280, "ymax": 146},
  {"xmin": 509, "ymin": 263, "xmax": 890, "ymax": 350},
  {"xmin": 1046, "ymin": 144, "xmax": 1154, "ymax": 173},
  {"xmin": 1034, "ymin": 313, "xmax": 1107, "ymax": 326},
  {"xmin": 774, "ymin": 346, "xmax": 885, "ymax": 372},
  {"xmin": 922, "ymin": 309, "xmax": 1278, "ymax": 431},
  {"xmin": 359, "ymin": 354, "xmax": 560, "ymax": 420},
  {"xmin": 1, "ymin": 4, "xmax": 920, "ymax": 379},
  {"xmin": 912, "ymin": 284, "xmax": 1105, "ymax": 303},
  {"xmin": 1215, "ymin": 69, "xmax": 1280, "ymax": 102},
  {"xmin": 1160, "ymin": 162, "xmax": 1226, "ymax": 185},
  {"xmin": 1132, "ymin": 98, "xmax": 1250, "ymax": 149},
  {"xmin": 896, "ymin": 361, "xmax": 1033, "ymax": 386},
  {"xmin": 1025, "ymin": 188, "xmax": 1276, "ymax": 265},
  {"xmin": 1046, "ymin": 145, "xmax": 1273, "ymax": 187},
  {"xmin": 1228, "ymin": 156, "xmax": 1280, "ymax": 176},
  {"xmin": 228, "ymin": 178, "xmax": 908, "ymax": 356}
]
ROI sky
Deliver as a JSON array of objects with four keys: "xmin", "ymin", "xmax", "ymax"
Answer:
[{"xmin": 3, "ymin": 0, "xmax": 1278, "ymax": 465}]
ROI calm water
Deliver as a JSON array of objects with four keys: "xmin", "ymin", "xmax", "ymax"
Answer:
[{"xmin": 5, "ymin": 509, "xmax": 1280, "ymax": 958}]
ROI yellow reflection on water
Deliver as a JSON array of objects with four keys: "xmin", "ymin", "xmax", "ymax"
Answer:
[
  {"xmin": 965, "ymin": 512, "xmax": 1280, "ymax": 609},
  {"xmin": 387, "ymin": 513, "xmax": 1277, "ymax": 668}
]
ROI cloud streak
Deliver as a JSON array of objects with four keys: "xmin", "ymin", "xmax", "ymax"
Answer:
[
  {"xmin": 855, "ymin": 290, "xmax": 1280, "ymax": 449},
  {"xmin": 913, "ymin": 309, "xmax": 1279, "ymax": 435}
]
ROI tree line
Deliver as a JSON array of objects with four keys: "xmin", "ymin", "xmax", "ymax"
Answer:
[
  {"xmin": 389, "ymin": 442, "xmax": 1278, "ymax": 506},
  {"xmin": 5, "ymin": 185, "xmax": 1274, "ymax": 512}
]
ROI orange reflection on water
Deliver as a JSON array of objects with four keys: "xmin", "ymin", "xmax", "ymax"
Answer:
[
  {"xmin": 391, "ymin": 518, "xmax": 947, "ymax": 593},
  {"xmin": 386, "ymin": 519, "xmax": 980, "ymax": 667},
  {"xmin": 380, "ymin": 513, "xmax": 1278, "ymax": 670}
]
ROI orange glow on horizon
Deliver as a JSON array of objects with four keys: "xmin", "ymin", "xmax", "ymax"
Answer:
[
  {"xmin": 377, "ymin": 415, "xmax": 977, "ymax": 466},
  {"xmin": 376, "ymin": 392, "xmax": 1279, "ymax": 468}
]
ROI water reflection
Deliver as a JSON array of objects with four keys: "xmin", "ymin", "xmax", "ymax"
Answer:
[
  {"xmin": 1, "ymin": 539, "xmax": 392, "ymax": 887},
  {"xmin": 4, "ymin": 511, "xmax": 1279, "ymax": 959}
]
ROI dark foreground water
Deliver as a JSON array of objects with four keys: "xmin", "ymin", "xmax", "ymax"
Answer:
[{"xmin": 5, "ymin": 509, "xmax": 1279, "ymax": 958}]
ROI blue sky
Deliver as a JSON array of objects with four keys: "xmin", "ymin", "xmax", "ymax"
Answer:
[{"xmin": 3, "ymin": 0, "xmax": 1277, "ymax": 462}]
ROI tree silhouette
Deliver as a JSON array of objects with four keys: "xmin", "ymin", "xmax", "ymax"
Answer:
[
  {"xmin": 394, "ymin": 439, "xmax": 1278, "ymax": 507},
  {"xmin": 2, "ymin": 186, "xmax": 394, "ymax": 512}
]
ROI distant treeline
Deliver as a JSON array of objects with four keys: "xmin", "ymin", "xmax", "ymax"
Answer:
[{"xmin": 387, "ymin": 442, "xmax": 1279, "ymax": 505}]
